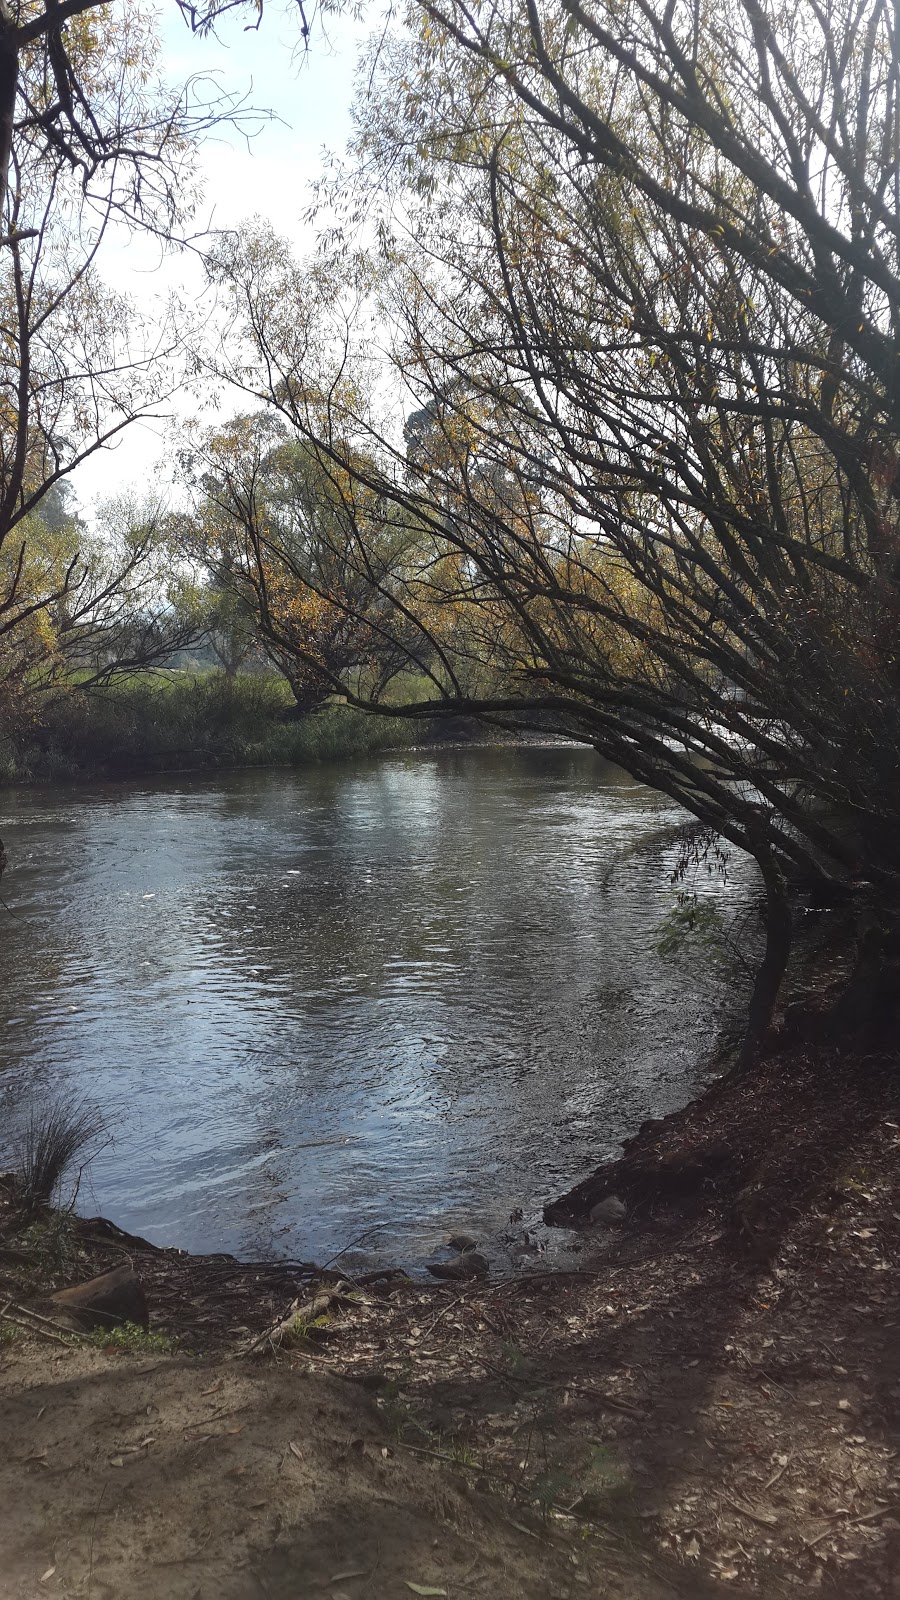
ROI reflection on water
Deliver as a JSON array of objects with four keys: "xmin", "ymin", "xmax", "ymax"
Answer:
[{"xmin": 0, "ymin": 746, "xmax": 757, "ymax": 1264}]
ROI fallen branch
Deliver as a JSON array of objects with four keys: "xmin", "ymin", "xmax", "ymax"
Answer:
[
  {"xmin": 567, "ymin": 1383, "xmax": 647, "ymax": 1418},
  {"xmin": 0, "ymin": 1301, "xmax": 76, "ymax": 1345},
  {"xmin": 6, "ymin": 1300, "xmax": 80, "ymax": 1334},
  {"xmin": 725, "ymin": 1495, "xmax": 779, "ymax": 1528},
  {"xmin": 804, "ymin": 1502, "xmax": 900, "ymax": 1550},
  {"xmin": 233, "ymin": 1283, "xmax": 365, "ymax": 1358}
]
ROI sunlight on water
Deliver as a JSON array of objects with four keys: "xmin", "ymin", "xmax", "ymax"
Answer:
[{"xmin": 0, "ymin": 746, "xmax": 758, "ymax": 1265}]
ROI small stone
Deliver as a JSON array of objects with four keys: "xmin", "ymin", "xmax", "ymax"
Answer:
[
  {"xmin": 427, "ymin": 1252, "xmax": 489, "ymax": 1281},
  {"xmin": 589, "ymin": 1196, "xmax": 627, "ymax": 1226},
  {"xmin": 447, "ymin": 1233, "xmax": 478, "ymax": 1253}
]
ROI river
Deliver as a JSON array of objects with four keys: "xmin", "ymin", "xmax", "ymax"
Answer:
[{"xmin": 0, "ymin": 745, "xmax": 757, "ymax": 1268}]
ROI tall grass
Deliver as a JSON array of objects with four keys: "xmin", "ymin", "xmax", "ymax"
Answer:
[
  {"xmin": 4, "ymin": 670, "xmax": 428, "ymax": 783},
  {"xmin": 12, "ymin": 1098, "xmax": 105, "ymax": 1212}
]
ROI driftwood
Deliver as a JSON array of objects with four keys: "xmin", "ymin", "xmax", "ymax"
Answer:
[
  {"xmin": 51, "ymin": 1263, "xmax": 148, "ymax": 1331},
  {"xmin": 235, "ymin": 1282, "xmax": 366, "ymax": 1358}
]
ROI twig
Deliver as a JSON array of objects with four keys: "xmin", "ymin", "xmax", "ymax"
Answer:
[
  {"xmin": 804, "ymin": 1502, "xmax": 899, "ymax": 1550},
  {"xmin": 88, "ymin": 1481, "xmax": 108, "ymax": 1597},
  {"xmin": 5, "ymin": 1300, "xmax": 77, "ymax": 1335},
  {"xmin": 725, "ymin": 1496, "xmax": 779, "ymax": 1528},
  {"xmin": 567, "ymin": 1383, "xmax": 647, "ymax": 1418},
  {"xmin": 422, "ymin": 1294, "xmax": 467, "ymax": 1340},
  {"xmin": 388, "ymin": 1439, "xmax": 633, "ymax": 1544},
  {"xmin": 232, "ymin": 1285, "xmax": 354, "ymax": 1359},
  {"xmin": 488, "ymin": 1270, "xmax": 606, "ymax": 1292},
  {"xmin": 1, "ymin": 1308, "xmax": 74, "ymax": 1345},
  {"xmin": 762, "ymin": 1455, "xmax": 792, "ymax": 1492}
]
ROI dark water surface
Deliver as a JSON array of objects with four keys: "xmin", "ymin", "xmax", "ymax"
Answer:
[{"xmin": 0, "ymin": 746, "xmax": 757, "ymax": 1265}]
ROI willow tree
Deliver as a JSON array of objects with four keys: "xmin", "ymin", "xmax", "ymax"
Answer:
[
  {"xmin": 208, "ymin": 0, "xmax": 900, "ymax": 1051},
  {"xmin": 0, "ymin": 0, "xmax": 331, "ymax": 725},
  {"xmin": 176, "ymin": 410, "xmax": 427, "ymax": 711},
  {"xmin": 0, "ymin": 0, "xmax": 297, "ymax": 721}
]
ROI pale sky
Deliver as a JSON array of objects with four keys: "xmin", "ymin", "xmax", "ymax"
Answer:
[{"xmin": 72, "ymin": 1, "xmax": 365, "ymax": 512}]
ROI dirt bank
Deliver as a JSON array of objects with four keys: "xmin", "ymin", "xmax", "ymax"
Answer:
[{"xmin": 2, "ymin": 1037, "xmax": 900, "ymax": 1598}]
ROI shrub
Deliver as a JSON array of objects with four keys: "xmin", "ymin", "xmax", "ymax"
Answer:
[
  {"xmin": 86, "ymin": 1321, "xmax": 175, "ymax": 1354},
  {"xmin": 5, "ymin": 669, "xmax": 423, "ymax": 783},
  {"xmin": 12, "ymin": 1098, "xmax": 105, "ymax": 1213}
]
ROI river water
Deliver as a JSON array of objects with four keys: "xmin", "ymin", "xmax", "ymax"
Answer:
[{"xmin": 0, "ymin": 746, "xmax": 757, "ymax": 1267}]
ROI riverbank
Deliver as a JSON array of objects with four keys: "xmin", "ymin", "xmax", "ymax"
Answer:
[
  {"xmin": 2, "ymin": 1032, "xmax": 899, "ymax": 1598},
  {"xmin": 0, "ymin": 672, "xmax": 440, "ymax": 785}
]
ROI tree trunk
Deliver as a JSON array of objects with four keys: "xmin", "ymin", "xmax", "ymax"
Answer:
[
  {"xmin": 830, "ymin": 900, "xmax": 900, "ymax": 1043},
  {"xmin": 741, "ymin": 854, "xmax": 792, "ymax": 1065},
  {"xmin": 0, "ymin": 13, "xmax": 17, "ymax": 228}
]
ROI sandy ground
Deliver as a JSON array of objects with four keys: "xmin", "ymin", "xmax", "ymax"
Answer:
[
  {"xmin": 3, "ymin": 1037, "xmax": 900, "ymax": 1599},
  {"xmin": 0, "ymin": 1342, "xmax": 681, "ymax": 1600}
]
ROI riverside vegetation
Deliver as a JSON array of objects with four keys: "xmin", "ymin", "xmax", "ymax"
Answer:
[
  {"xmin": 2, "ymin": 0, "xmax": 900, "ymax": 1594},
  {"xmin": 0, "ymin": 671, "xmax": 429, "ymax": 785}
]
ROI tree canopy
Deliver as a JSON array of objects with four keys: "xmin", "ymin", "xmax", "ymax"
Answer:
[{"xmin": 203, "ymin": 0, "xmax": 900, "ymax": 1046}]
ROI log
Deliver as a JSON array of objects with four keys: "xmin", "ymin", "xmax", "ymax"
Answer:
[
  {"xmin": 235, "ymin": 1283, "xmax": 364, "ymax": 1358},
  {"xmin": 51, "ymin": 1264, "xmax": 148, "ymax": 1331}
]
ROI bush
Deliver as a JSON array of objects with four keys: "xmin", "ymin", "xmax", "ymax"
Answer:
[
  {"xmin": 4, "ymin": 670, "xmax": 423, "ymax": 783},
  {"xmin": 86, "ymin": 1321, "xmax": 175, "ymax": 1354}
]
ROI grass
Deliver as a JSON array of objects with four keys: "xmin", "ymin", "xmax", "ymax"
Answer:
[
  {"xmin": 16, "ymin": 1212, "xmax": 80, "ymax": 1280},
  {"xmin": 4, "ymin": 669, "xmax": 432, "ymax": 784},
  {"xmin": 12, "ymin": 1099, "xmax": 105, "ymax": 1214},
  {"xmin": 85, "ymin": 1321, "xmax": 175, "ymax": 1354}
]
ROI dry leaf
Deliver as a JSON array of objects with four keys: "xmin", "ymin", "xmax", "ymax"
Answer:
[
  {"xmin": 227, "ymin": 1426, "xmax": 244, "ymax": 1436},
  {"xmin": 108, "ymin": 1457, "xmax": 124, "ymax": 1469},
  {"xmin": 289, "ymin": 1441, "xmax": 304, "ymax": 1461},
  {"xmin": 405, "ymin": 1586, "xmax": 448, "ymax": 1597},
  {"xmin": 200, "ymin": 1381, "xmax": 222, "ymax": 1397},
  {"xmin": 39, "ymin": 1566, "xmax": 55, "ymax": 1583},
  {"xmin": 330, "ymin": 1572, "xmax": 368, "ymax": 1584}
]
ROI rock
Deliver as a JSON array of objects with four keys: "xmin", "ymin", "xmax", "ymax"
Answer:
[
  {"xmin": 51, "ymin": 1264, "xmax": 149, "ymax": 1331},
  {"xmin": 447, "ymin": 1233, "xmax": 478, "ymax": 1253},
  {"xmin": 589, "ymin": 1195, "xmax": 627, "ymax": 1226},
  {"xmin": 427, "ymin": 1252, "xmax": 489, "ymax": 1281}
]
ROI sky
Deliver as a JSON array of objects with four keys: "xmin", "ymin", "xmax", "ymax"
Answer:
[{"xmin": 72, "ymin": 1, "xmax": 365, "ymax": 512}]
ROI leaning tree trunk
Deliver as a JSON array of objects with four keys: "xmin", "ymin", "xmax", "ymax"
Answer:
[
  {"xmin": 829, "ymin": 898, "xmax": 900, "ymax": 1044},
  {"xmin": 741, "ymin": 852, "xmax": 792, "ymax": 1066}
]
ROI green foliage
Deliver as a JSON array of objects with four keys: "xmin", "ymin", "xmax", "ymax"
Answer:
[
  {"xmin": 657, "ymin": 895, "xmax": 728, "ymax": 960},
  {"xmin": 4, "ymin": 669, "xmax": 424, "ymax": 784},
  {"xmin": 85, "ymin": 1321, "xmax": 175, "ymax": 1354},
  {"xmin": 17, "ymin": 1212, "xmax": 79, "ymax": 1281},
  {"xmin": 0, "ymin": 1323, "xmax": 19, "ymax": 1346},
  {"xmin": 13, "ymin": 1099, "xmax": 105, "ymax": 1213}
]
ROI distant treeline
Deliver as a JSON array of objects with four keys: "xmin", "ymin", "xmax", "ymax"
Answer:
[{"xmin": 0, "ymin": 671, "xmax": 436, "ymax": 785}]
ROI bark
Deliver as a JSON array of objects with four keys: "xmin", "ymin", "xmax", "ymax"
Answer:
[
  {"xmin": 0, "ymin": 9, "xmax": 18, "ymax": 228},
  {"xmin": 830, "ymin": 900, "xmax": 900, "ymax": 1043},
  {"xmin": 51, "ymin": 1264, "xmax": 149, "ymax": 1331},
  {"xmin": 741, "ymin": 854, "xmax": 792, "ymax": 1065}
]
